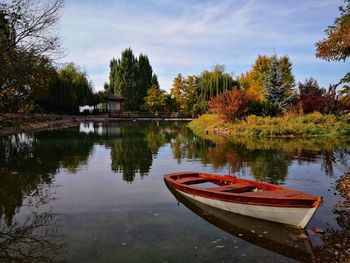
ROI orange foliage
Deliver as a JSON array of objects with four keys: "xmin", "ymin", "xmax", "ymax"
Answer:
[{"xmin": 208, "ymin": 87, "xmax": 253, "ymax": 122}]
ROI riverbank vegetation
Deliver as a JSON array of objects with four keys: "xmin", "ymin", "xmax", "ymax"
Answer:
[
  {"xmin": 1, "ymin": 0, "xmax": 349, "ymax": 130},
  {"xmin": 189, "ymin": 113, "xmax": 350, "ymax": 137},
  {"xmin": 188, "ymin": 1, "xmax": 349, "ymax": 137}
]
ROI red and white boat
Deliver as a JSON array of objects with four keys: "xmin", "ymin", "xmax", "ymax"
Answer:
[{"xmin": 164, "ymin": 172, "xmax": 322, "ymax": 228}]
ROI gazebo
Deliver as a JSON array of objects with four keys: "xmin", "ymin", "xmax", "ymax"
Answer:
[{"xmin": 104, "ymin": 90, "xmax": 125, "ymax": 113}]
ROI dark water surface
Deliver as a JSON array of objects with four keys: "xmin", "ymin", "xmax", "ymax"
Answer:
[{"xmin": 1, "ymin": 121, "xmax": 349, "ymax": 262}]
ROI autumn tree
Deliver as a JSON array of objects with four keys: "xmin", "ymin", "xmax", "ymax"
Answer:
[
  {"xmin": 238, "ymin": 55, "xmax": 272, "ymax": 102},
  {"xmin": 298, "ymin": 78, "xmax": 327, "ymax": 113},
  {"xmin": 142, "ymin": 85, "xmax": 167, "ymax": 113},
  {"xmin": 208, "ymin": 87, "xmax": 253, "ymax": 121},
  {"xmin": 0, "ymin": 0, "xmax": 64, "ymax": 112},
  {"xmin": 239, "ymin": 55, "xmax": 295, "ymax": 103},
  {"xmin": 316, "ymin": 0, "xmax": 350, "ymax": 90},
  {"xmin": 170, "ymin": 73, "xmax": 185, "ymax": 113}
]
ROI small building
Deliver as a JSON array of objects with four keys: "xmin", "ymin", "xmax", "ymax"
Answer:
[{"xmin": 104, "ymin": 91, "xmax": 125, "ymax": 113}]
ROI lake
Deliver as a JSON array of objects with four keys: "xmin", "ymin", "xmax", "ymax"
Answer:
[{"xmin": 0, "ymin": 121, "xmax": 349, "ymax": 262}]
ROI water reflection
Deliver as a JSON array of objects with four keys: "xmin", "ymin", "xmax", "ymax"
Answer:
[
  {"xmin": 0, "ymin": 130, "xmax": 95, "ymax": 224},
  {"xmin": 109, "ymin": 126, "xmax": 153, "ymax": 182},
  {"xmin": 165, "ymin": 182, "xmax": 316, "ymax": 262},
  {"xmin": 0, "ymin": 185, "xmax": 66, "ymax": 262},
  {"xmin": 1, "ymin": 123, "xmax": 350, "ymax": 224},
  {"xmin": 0, "ymin": 122, "xmax": 350, "ymax": 262}
]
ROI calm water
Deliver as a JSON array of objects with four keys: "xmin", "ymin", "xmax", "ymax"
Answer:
[{"xmin": 0, "ymin": 121, "xmax": 349, "ymax": 262}]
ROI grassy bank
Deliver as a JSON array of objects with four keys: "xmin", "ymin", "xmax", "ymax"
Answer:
[{"xmin": 188, "ymin": 113, "xmax": 350, "ymax": 137}]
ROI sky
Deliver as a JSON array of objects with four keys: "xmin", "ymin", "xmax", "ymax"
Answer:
[{"xmin": 60, "ymin": 0, "xmax": 349, "ymax": 92}]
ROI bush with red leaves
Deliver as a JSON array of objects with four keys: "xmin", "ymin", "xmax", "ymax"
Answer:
[{"xmin": 208, "ymin": 87, "xmax": 253, "ymax": 122}]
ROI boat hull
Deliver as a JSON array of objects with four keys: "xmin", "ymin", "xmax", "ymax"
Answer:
[{"xmin": 175, "ymin": 188, "xmax": 318, "ymax": 228}]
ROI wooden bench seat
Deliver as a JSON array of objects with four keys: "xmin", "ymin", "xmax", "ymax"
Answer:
[
  {"xmin": 177, "ymin": 177, "xmax": 213, "ymax": 185},
  {"xmin": 207, "ymin": 183, "xmax": 255, "ymax": 193}
]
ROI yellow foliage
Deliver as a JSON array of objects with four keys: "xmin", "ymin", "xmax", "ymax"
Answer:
[{"xmin": 239, "ymin": 55, "xmax": 272, "ymax": 102}]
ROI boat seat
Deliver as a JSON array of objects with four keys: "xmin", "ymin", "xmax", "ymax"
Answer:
[
  {"xmin": 207, "ymin": 183, "xmax": 254, "ymax": 193},
  {"xmin": 177, "ymin": 177, "xmax": 213, "ymax": 185}
]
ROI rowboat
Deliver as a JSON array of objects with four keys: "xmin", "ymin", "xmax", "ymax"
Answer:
[
  {"xmin": 164, "ymin": 172, "xmax": 322, "ymax": 228},
  {"xmin": 166, "ymin": 183, "xmax": 316, "ymax": 262}
]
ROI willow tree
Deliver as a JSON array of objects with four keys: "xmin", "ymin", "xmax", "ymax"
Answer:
[
  {"xmin": 42, "ymin": 63, "xmax": 94, "ymax": 113},
  {"xmin": 194, "ymin": 65, "xmax": 236, "ymax": 114}
]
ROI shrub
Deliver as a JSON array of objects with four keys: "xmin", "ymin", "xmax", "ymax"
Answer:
[
  {"xmin": 208, "ymin": 87, "xmax": 253, "ymax": 122},
  {"xmin": 298, "ymin": 78, "xmax": 346, "ymax": 114},
  {"xmin": 248, "ymin": 101, "xmax": 276, "ymax": 116}
]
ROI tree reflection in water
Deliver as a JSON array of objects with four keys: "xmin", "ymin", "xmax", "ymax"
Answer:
[
  {"xmin": 0, "ymin": 122, "xmax": 350, "ymax": 262},
  {"xmin": 0, "ymin": 184, "xmax": 66, "ymax": 262},
  {"xmin": 0, "ymin": 130, "xmax": 95, "ymax": 224}
]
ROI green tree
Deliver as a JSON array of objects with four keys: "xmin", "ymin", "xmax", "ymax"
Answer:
[
  {"xmin": 109, "ymin": 48, "xmax": 156, "ymax": 111},
  {"xmin": 142, "ymin": 84, "xmax": 167, "ymax": 113},
  {"xmin": 263, "ymin": 56, "xmax": 295, "ymax": 113},
  {"xmin": 109, "ymin": 48, "xmax": 137, "ymax": 111},
  {"xmin": 136, "ymin": 54, "xmax": 153, "ymax": 110},
  {"xmin": 183, "ymin": 75, "xmax": 198, "ymax": 115},
  {"xmin": 316, "ymin": 0, "xmax": 350, "ymax": 91},
  {"xmin": 193, "ymin": 65, "xmax": 236, "ymax": 115},
  {"xmin": 42, "ymin": 63, "xmax": 94, "ymax": 113}
]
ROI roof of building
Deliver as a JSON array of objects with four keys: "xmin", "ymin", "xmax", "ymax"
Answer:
[{"xmin": 104, "ymin": 90, "xmax": 125, "ymax": 101}]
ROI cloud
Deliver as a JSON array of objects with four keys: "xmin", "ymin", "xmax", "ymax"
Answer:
[{"xmin": 60, "ymin": 0, "xmax": 348, "ymax": 91}]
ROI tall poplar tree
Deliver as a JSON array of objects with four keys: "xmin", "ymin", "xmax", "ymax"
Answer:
[
  {"xmin": 137, "ymin": 54, "xmax": 153, "ymax": 110},
  {"xmin": 109, "ymin": 48, "xmax": 156, "ymax": 111}
]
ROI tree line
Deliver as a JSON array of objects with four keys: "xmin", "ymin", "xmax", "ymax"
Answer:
[{"xmin": 1, "ymin": 0, "xmax": 348, "ymax": 117}]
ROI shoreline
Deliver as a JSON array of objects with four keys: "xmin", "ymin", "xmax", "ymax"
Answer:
[
  {"xmin": 188, "ymin": 113, "xmax": 350, "ymax": 138},
  {"xmin": 0, "ymin": 114, "xmax": 193, "ymax": 136}
]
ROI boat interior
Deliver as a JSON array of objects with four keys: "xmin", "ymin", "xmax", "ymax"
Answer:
[{"xmin": 170, "ymin": 172, "xmax": 270, "ymax": 194}]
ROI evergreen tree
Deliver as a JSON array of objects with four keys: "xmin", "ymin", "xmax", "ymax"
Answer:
[
  {"xmin": 137, "ymin": 54, "xmax": 153, "ymax": 110},
  {"xmin": 109, "ymin": 48, "xmax": 137, "ymax": 111},
  {"xmin": 151, "ymin": 74, "xmax": 159, "ymax": 87},
  {"xmin": 238, "ymin": 55, "xmax": 295, "ymax": 102},
  {"xmin": 109, "ymin": 48, "xmax": 155, "ymax": 111},
  {"xmin": 263, "ymin": 56, "xmax": 295, "ymax": 113}
]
